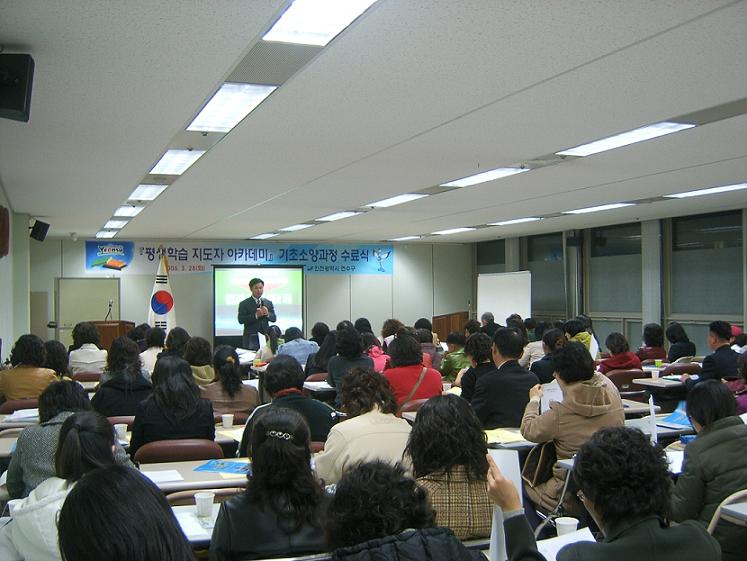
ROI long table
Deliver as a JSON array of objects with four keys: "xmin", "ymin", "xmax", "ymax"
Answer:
[{"xmin": 140, "ymin": 459, "xmax": 250, "ymax": 493}]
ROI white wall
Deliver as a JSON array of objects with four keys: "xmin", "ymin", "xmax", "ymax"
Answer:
[
  {"xmin": 0, "ymin": 186, "xmax": 13, "ymax": 361},
  {"xmin": 29, "ymin": 240, "xmax": 475, "ymax": 341}
]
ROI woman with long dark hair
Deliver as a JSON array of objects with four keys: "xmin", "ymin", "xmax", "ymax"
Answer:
[
  {"xmin": 666, "ymin": 322, "xmax": 697, "ymax": 362},
  {"xmin": 210, "ymin": 408, "xmax": 329, "ymax": 560},
  {"xmin": 43, "ymin": 339, "xmax": 71, "ymax": 377},
  {"xmin": 200, "ymin": 345, "xmax": 258, "ymax": 415},
  {"xmin": 91, "ymin": 336, "xmax": 152, "ymax": 417},
  {"xmin": 305, "ymin": 330, "xmax": 337, "ymax": 376}
]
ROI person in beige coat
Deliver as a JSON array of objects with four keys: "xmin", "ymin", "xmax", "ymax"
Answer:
[
  {"xmin": 520, "ymin": 341, "xmax": 624, "ymax": 513},
  {"xmin": 314, "ymin": 367, "xmax": 411, "ymax": 485}
]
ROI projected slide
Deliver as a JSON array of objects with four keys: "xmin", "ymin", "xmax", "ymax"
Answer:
[{"xmin": 214, "ymin": 266, "xmax": 304, "ymax": 337}]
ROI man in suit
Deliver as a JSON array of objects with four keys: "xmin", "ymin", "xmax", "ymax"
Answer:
[
  {"xmin": 237, "ymin": 277, "xmax": 276, "ymax": 350},
  {"xmin": 471, "ymin": 327, "xmax": 538, "ymax": 428},
  {"xmin": 682, "ymin": 320, "xmax": 739, "ymax": 389}
]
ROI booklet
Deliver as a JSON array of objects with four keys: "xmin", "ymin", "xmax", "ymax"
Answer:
[{"xmin": 193, "ymin": 459, "xmax": 252, "ymax": 475}]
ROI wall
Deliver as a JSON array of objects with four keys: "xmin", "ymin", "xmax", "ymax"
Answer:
[
  {"xmin": 29, "ymin": 240, "xmax": 475, "ymax": 341},
  {"xmin": 0, "ymin": 186, "xmax": 13, "ymax": 360}
]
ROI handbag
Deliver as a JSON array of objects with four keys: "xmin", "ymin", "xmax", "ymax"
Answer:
[
  {"xmin": 398, "ymin": 367, "xmax": 428, "ymax": 411},
  {"xmin": 521, "ymin": 441, "xmax": 557, "ymax": 487}
]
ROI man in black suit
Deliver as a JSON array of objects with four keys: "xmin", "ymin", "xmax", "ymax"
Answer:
[
  {"xmin": 682, "ymin": 320, "xmax": 739, "ymax": 389},
  {"xmin": 471, "ymin": 327, "xmax": 539, "ymax": 428},
  {"xmin": 480, "ymin": 312, "xmax": 500, "ymax": 338},
  {"xmin": 237, "ymin": 277, "xmax": 276, "ymax": 350}
]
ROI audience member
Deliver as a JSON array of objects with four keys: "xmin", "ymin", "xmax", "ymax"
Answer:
[
  {"xmin": 354, "ymin": 317, "xmax": 373, "ymax": 334},
  {"xmin": 380, "ymin": 318, "xmax": 404, "ymax": 350},
  {"xmin": 682, "ymin": 321, "xmax": 740, "ymax": 388},
  {"xmin": 200, "ymin": 345, "xmax": 258, "ymax": 415},
  {"xmin": 184, "ymin": 336, "xmax": 215, "ymax": 385},
  {"xmin": 731, "ymin": 333, "xmax": 747, "ymax": 354},
  {"xmin": 563, "ymin": 319, "xmax": 591, "ymax": 352},
  {"xmin": 530, "ymin": 328, "xmax": 566, "ymax": 384},
  {"xmin": 734, "ymin": 354, "xmax": 747, "ymax": 415},
  {"xmin": 439, "ymin": 331, "xmax": 470, "ymax": 382},
  {"xmin": 636, "ymin": 322, "xmax": 667, "ymax": 361},
  {"xmin": 239, "ymin": 355, "xmax": 336, "ymax": 456},
  {"xmin": 520, "ymin": 341, "xmax": 624, "ymax": 514},
  {"xmin": 405, "ymin": 395, "xmax": 492, "ymax": 539},
  {"xmin": 327, "ymin": 327, "xmax": 374, "ymax": 406},
  {"xmin": 256, "ymin": 324, "xmax": 282, "ymax": 363},
  {"xmin": 463, "ymin": 319, "xmax": 482, "ymax": 339},
  {"xmin": 519, "ymin": 321, "xmax": 548, "ymax": 369},
  {"xmin": 671, "ymin": 380, "xmax": 747, "ymax": 561},
  {"xmin": 43, "ymin": 339, "xmax": 70, "ymax": 377},
  {"xmin": 471, "ymin": 328, "xmax": 538, "ymax": 428},
  {"xmin": 127, "ymin": 322, "xmax": 151, "ymax": 352},
  {"xmin": 0, "ymin": 334, "xmax": 57, "ymax": 399},
  {"xmin": 458, "ymin": 333, "xmax": 495, "ymax": 403},
  {"xmin": 414, "ymin": 317, "xmax": 440, "ymax": 346},
  {"xmin": 361, "ymin": 331, "xmax": 389, "ymax": 373},
  {"xmin": 277, "ymin": 327, "xmax": 319, "ymax": 365},
  {"xmin": 305, "ymin": 330, "xmax": 337, "ymax": 376},
  {"xmin": 315, "ymin": 368, "xmax": 411, "ymax": 484},
  {"xmin": 129, "ymin": 356, "xmax": 215, "ymax": 457},
  {"xmin": 524, "ymin": 317, "xmax": 538, "ymax": 342},
  {"xmin": 480, "ymin": 312, "xmax": 499, "ymax": 338},
  {"xmin": 6, "ymin": 380, "xmax": 130, "ymax": 498},
  {"xmin": 68, "ymin": 322, "xmax": 107, "ymax": 374},
  {"xmin": 139, "ymin": 327, "xmax": 165, "ymax": 374},
  {"xmin": 383, "ymin": 333, "xmax": 441, "ymax": 407},
  {"xmin": 91, "ymin": 336, "xmax": 153, "ymax": 417},
  {"xmin": 210, "ymin": 408, "xmax": 329, "ymax": 560},
  {"xmin": 160, "ymin": 326, "xmax": 190, "ymax": 359},
  {"xmin": 598, "ymin": 332, "xmax": 642, "ymax": 374},
  {"xmin": 309, "ymin": 321, "xmax": 330, "ymax": 347},
  {"xmin": 57, "ymin": 465, "xmax": 195, "ymax": 561},
  {"xmin": 666, "ymin": 322, "xmax": 696, "ymax": 362},
  {"xmin": 576, "ymin": 314, "xmax": 601, "ymax": 359},
  {"xmin": 488, "ymin": 427, "xmax": 721, "ymax": 561},
  {"xmin": 326, "ymin": 461, "xmax": 483, "ymax": 560},
  {"xmin": 416, "ymin": 327, "xmax": 443, "ymax": 370},
  {"xmin": 0, "ymin": 411, "xmax": 116, "ymax": 561},
  {"xmin": 336, "ymin": 320, "xmax": 355, "ymax": 331}
]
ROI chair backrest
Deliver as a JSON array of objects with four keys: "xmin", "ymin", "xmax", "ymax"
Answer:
[
  {"xmin": 673, "ymin": 356, "xmax": 693, "ymax": 364},
  {"xmin": 310, "ymin": 441, "xmax": 325, "ymax": 453},
  {"xmin": 72, "ymin": 371, "xmax": 101, "ymax": 383},
  {"xmin": 397, "ymin": 398, "xmax": 429, "ymax": 415},
  {"xmin": 166, "ymin": 487, "xmax": 244, "ymax": 506},
  {"xmin": 134, "ymin": 438, "xmax": 225, "ymax": 464},
  {"xmin": 305, "ymin": 372, "xmax": 328, "ymax": 382},
  {"xmin": 605, "ymin": 369, "xmax": 648, "ymax": 399},
  {"xmin": 707, "ymin": 488, "xmax": 747, "ymax": 533},
  {"xmin": 107, "ymin": 415, "xmax": 135, "ymax": 430},
  {"xmin": 661, "ymin": 363, "xmax": 701, "ymax": 376},
  {"xmin": 692, "ymin": 355, "xmax": 706, "ymax": 363},
  {"xmin": 0, "ymin": 398, "xmax": 39, "ymax": 414}
]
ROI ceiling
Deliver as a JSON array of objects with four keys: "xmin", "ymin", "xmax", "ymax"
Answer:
[{"xmin": 1, "ymin": 0, "xmax": 746, "ymax": 244}]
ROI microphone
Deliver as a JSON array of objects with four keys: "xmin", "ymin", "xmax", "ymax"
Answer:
[{"xmin": 104, "ymin": 299, "xmax": 113, "ymax": 321}]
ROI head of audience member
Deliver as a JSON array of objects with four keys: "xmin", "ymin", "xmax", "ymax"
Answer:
[
  {"xmin": 151, "ymin": 356, "xmax": 201, "ymax": 422},
  {"xmin": 524, "ymin": 317, "xmax": 537, "ymax": 332},
  {"xmin": 264, "ymin": 355, "xmax": 305, "ymax": 396},
  {"xmin": 491, "ymin": 328, "xmax": 524, "ymax": 366},
  {"xmin": 733, "ymin": 333, "xmax": 747, "ymax": 348},
  {"xmin": 56, "ymin": 410, "xmax": 116, "ymax": 482},
  {"xmin": 570, "ymin": 426, "xmax": 672, "ymax": 535},
  {"xmin": 480, "ymin": 312, "xmax": 495, "ymax": 328},
  {"xmin": 551, "ymin": 342, "xmax": 594, "ymax": 386},
  {"xmin": 505, "ymin": 317, "xmax": 528, "ymax": 346},
  {"xmin": 247, "ymin": 408, "xmax": 324, "ymax": 528},
  {"xmin": 341, "ymin": 367, "xmax": 398, "ymax": 418},
  {"xmin": 707, "ymin": 320, "xmax": 732, "ymax": 351},
  {"xmin": 335, "ymin": 327, "xmax": 364, "ymax": 361},
  {"xmin": 354, "ymin": 317, "xmax": 373, "ymax": 334},
  {"xmin": 412, "ymin": 318, "xmax": 431, "ymax": 332},
  {"xmin": 533, "ymin": 321, "xmax": 550, "ymax": 342},
  {"xmin": 563, "ymin": 319, "xmax": 586, "ymax": 339},
  {"xmin": 184, "ymin": 336, "xmax": 212, "ymax": 367},
  {"xmin": 414, "ymin": 328, "xmax": 433, "ymax": 345},
  {"xmin": 361, "ymin": 332, "xmax": 383, "ymax": 352},
  {"xmin": 336, "ymin": 320, "xmax": 355, "ymax": 331},
  {"xmin": 164, "ymin": 327, "xmax": 190, "ymax": 357},
  {"xmin": 58, "ymin": 465, "xmax": 194, "ymax": 561},
  {"xmin": 312, "ymin": 330, "xmax": 338, "ymax": 370},
  {"xmin": 605, "ymin": 332, "xmax": 630, "ymax": 356},
  {"xmin": 686, "ymin": 379, "xmax": 736, "ymax": 433},
  {"xmin": 38, "ymin": 380, "xmax": 91, "ymax": 423},
  {"xmin": 575, "ymin": 314, "xmax": 595, "ymax": 334},
  {"xmin": 387, "ymin": 333, "xmax": 423, "ymax": 368},
  {"xmin": 406, "ymin": 395, "xmax": 488, "ymax": 480},
  {"xmin": 145, "ymin": 327, "xmax": 166, "ymax": 350},
  {"xmin": 283, "ymin": 327, "xmax": 303, "ymax": 343},
  {"xmin": 445, "ymin": 331, "xmax": 466, "ymax": 353},
  {"xmin": 665, "ymin": 322, "xmax": 690, "ymax": 345},
  {"xmin": 326, "ymin": 461, "xmax": 435, "ymax": 550},
  {"xmin": 266, "ymin": 324, "xmax": 282, "ymax": 354},
  {"xmin": 213, "ymin": 345, "xmax": 242, "ymax": 398},
  {"xmin": 464, "ymin": 333, "xmax": 492, "ymax": 366},
  {"xmin": 506, "ymin": 313, "xmax": 523, "ymax": 324},
  {"xmin": 381, "ymin": 318, "xmax": 405, "ymax": 340},
  {"xmin": 10, "ymin": 333, "xmax": 46, "ymax": 367},
  {"xmin": 127, "ymin": 323, "xmax": 150, "ymax": 344},
  {"xmin": 43, "ymin": 339, "xmax": 70, "ymax": 376},
  {"xmin": 463, "ymin": 319, "xmax": 481, "ymax": 338},
  {"xmin": 310, "ymin": 322, "xmax": 330, "ymax": 345},
  {"xmin": 541, "ymin": 328, "xmax": 567, "ymax": 356},
  {"xmin": 106, "ymin": 336, "xmax": 142, "ymax": 378},
  {"xmin": 71, "ymin": 322, "xmax": 101, "ymax": 350},
  {"xmin": 249, "ymin": 277, "xmax": 264, "ymax": 299},
  {"xmin": 553, "ymin": 320, "xmax": 565, "ymax": 331},
  {"xmin": 642, "ymin": 323, "xmax": 665, "ymax": 348}
]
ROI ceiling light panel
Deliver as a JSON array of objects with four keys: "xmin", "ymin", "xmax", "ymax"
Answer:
[
  {"xmin": 556, "ymin": 122, "xmax": 695, "ymax": 157},
  {"xmin": 263, "ymin": 0, "xmax": 378, "ymax": 46},
  {"xmin": 104, "ymin": 220, "xmax": 128, "ymax": 229},
  {"xmin": 128, "ymin": 184, "xmax": 168, "ymax": 201},
  {"xmin": 665, "ymin": 183, "xmax": 747, "ymax": 199},
  {"xmin": 441, "ymin": 167, "xmax": 529, "ymax": 188},
  {"xmin": 114, "ymin": 205, "xmax": 144, "ymax": 217},
  {"xmin": 564, "ymin": 203, "xmax": 635, "ymax": 215},
  {"xmin": 149, "ymin": 149, "xmax": 206, "ymax": 175},
  {"xmin": 367, "ymin": 193, "xmax": 428, "ymax": 208},
  {"xmin": 280, "ymin": 224, "xmax": 313, "ymax": 231},
  {"xmin": 187, "ymin": 83, "xmax": 277, "ymax": 133},
  {"xmin": 317, "ymin": 211, "xmax": 361, "ymax": 222},
  {"xmin": 388, "ymin": 236, "xmax": 421, "ymax": 241},
  {"xmin": 251, "ymin": 233, "xmax": 278, "ymax": 240},
  {"xmin": 95, "ymin": 231, "xmax": 117, "ymax": 238},
  {"xmin": 488, "ymin": 217, "xmax": 542, "ymax": 226},
  {"xmin": 432, "ymin": 227, "xmax": 476, "ymax": 235}
]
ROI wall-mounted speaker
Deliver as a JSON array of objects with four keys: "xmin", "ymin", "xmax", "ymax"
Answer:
[
  {"xmin": 0, "ymin": 54, "xmax": 35, "ymax": 122},
  {"xmin": 30, "ymin": 219, "xmax": 49, "ymax": 242}
]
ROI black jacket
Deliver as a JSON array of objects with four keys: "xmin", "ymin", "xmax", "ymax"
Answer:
[
  {"xmin": 529, "ymin": 354, "xmax": 555, "ymax": 384},
  {"xmin": 667, "ymin": 340, "xmax": 696, "ymax": 362},
  {"xmin": 331, "ymin": 527, "xmax": 486, "ymax": 561},
  {"xmin": 237, "ymin": 297, "xmax": 276, "ymax": 339},
  {"xmin": 90, "ymin": 371, "xmax": 153, "ymax": 417},
  {"xmin": 460, "ymin": 361, "xmax": 497, "ymax": 403},
  {"xmin": 471, "ymin": 360, "xmax": 538, "ymax": 429},
  {"xmin": 699, "ymin": 345, "xmax": 739, "ymax": 381},
  {"xmin": 209, "ymin": 492, "xmax": 330, "ymax": 561}
]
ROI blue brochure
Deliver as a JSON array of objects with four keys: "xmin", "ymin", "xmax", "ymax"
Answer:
[{"xmin": 193, "ymin": 460, "xmax": 252, "ymax": 475}]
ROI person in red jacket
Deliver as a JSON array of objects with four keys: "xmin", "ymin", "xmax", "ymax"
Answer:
[
  {"xmin": 383, "ymin": 332, "xmax": 442, "ymax": 407},
  {"xmin": 598, "ymin": 332, "xmax": 642, "ymax": 374}
]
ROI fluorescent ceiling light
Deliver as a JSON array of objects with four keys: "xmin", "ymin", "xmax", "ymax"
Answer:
[
  {"xmin": 431, "ymin": 227, "xmax": 476, "ymax": 235},
  {"xmin": 150, "ymin": 149, "xmax": 206, "ymax": 175},
  {"xmin": 263, "ymin": 0, "xmax": 378, "ymax": 46},
  {"xmin": 441, "ymin": 167, "xmax": 529, "ymax": 188},
  {"xmin": 251, "ymin": 233, "xmax": 278, "ymax": 240},
  {"xmin": 280, "ymin": 224, "xmax": 313, "ymax": 232},
  {"xmin": 665, "ymin": 183, "xmax": 747, "ymax": 199},
  {"xmin": 317, "ymin": 211, "xmax": 361, "ymax": 222},
  {"xmin": 187, "ymin": 83, "xmax": 277, "ymax": 133},
  {"xmin": 104, "ymin": 220, "xmax": 128, "ymax": 229},
  {"xmin": 367, "ymin": 193, "xmax": 428, "ymax": 208},
  {"xmin": 114, "ymin": 205, "xmax": 144, "ymax": 217},
  {"xmin": 556, "ymin": 122, "xmax": 695, "ymax": 157},
  {"xmin": 564, "ymin": 203, "xmax": 634, "ymax": 215},
  {"xmin": 388, "ymin": 235, "xmax": 421, "ymax": 241},
  {"xmin": 488, "ymin": 217, "xmax": 542, "ymax": 226},
  {"xmin": 95, "ymin": 231, "xmax": 117, "ymax": 239},
  {"xmin": 128, "ymin": 184, "xmax": 167, "ymax": 201}
]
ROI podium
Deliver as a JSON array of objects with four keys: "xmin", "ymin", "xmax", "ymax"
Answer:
[{"xmin": 92, "ymin": 321, "xmax": 135, "ymax": 351}]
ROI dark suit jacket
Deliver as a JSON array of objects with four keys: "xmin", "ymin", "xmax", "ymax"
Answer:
[
  {"xmin": 471, "ymin": 360, "xmax": 538, "ymax": 428},
  {"xmin": 699, "ymin": 344, "xmax": 739, "ymax": 381},
  {"xmin": 529, "ymin": 354, "xmax": 555, "ymax": 384},
  {"xmin": 237, "ymin": 297, "xmax": 276, "ymax": 348}
]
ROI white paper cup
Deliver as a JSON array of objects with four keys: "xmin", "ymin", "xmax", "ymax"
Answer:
[
  {"xmin": 555, "ymin": 516, "xmax": 579, "ymax": 536},
  {"xmin": 651, "ymin": 370, "xmax": 660, "ymax": 379},
  {"xmin": 442, "ymin": 382, "xmax": 452, "ymax": 392},
  {"xmin": 114, "ymin": 424, "xmax": 128, "ymax": 440},
  {"xmin": 221, "ymin": 414, "xmax": 234, "ymax": 428},
  {"xmin": 194, "ymin": 492, "xmax": 215, "ymax": 517}
]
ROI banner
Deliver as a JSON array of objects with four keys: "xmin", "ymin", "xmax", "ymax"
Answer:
[
  {"xmin": 147, "ymin": 254, "xmax": 176, "ymax": 331},
  {"xmin": 85, "ymin": 241, "xmax": 394, "ymax": 275}
]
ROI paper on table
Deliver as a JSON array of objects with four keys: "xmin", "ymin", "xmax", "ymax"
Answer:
[
  {"xmin": 666, "ymin": 450, "xmax": 684, "ymax": 474},
  {"xmin": 242, "ymin": 379, "xmax": 260, "ymax": 390},
  {"xmin": 141, "ymin": 469, "xmax": 184, "ymax": 484},
  {"xmin": 5, "ymin": 408, "xmax": 39, "ymax": 421},
  {"xmin": 487, "ymin": 449, "xmax": 521, "ymax": 561},
  {"xmin": 484, "ymin": 428, "xmax": 526, "ymax": 444},
  {"xmin": 536, "ymin": 527, "xmax": 595, "ymax": 561},
  {"xmin": 174, "ymin": 511, "xmax": 211, "ymax": 540},
  {"xmin": 217, "ymin": 427, "xmax": 246, "ymax": 442},
  {"xmin": 541, "ymin": 380, "xmax": 563, "ymax": 413}
]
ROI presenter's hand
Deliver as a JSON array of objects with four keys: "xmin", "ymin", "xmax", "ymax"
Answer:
[{"xmin": 258, "ymin": 306, "xmax": 269, "ymax": 317}]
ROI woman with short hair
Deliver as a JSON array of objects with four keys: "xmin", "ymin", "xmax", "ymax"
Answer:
[
  {"xmin": 184, "ymin": 336, "xmax": 215, "ymax": 385},
  {"xmin": 636, "ymin": 323, "xmax": 667, "ymax": 361},
  {"xmin": 0, "ymin": 334, "xmax": 57, "ymax": 400},
  {"xmin": 457, "ymin": 333, "xmax": 495, "ymax": 402},
  {"xmin": 597, "ymin": 332, "xmax": 641, "ymax": 373},
  {"xmin": 383, "ymin": 333, "xmax": 441, "ymax": 407},
  {"xmin": 68, "ymin": 322, "xmax": 108, "ymax": 374}
]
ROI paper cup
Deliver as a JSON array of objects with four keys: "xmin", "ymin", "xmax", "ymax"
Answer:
[
  {"xmin": 555, "ymin": 516, "xmax": 579, "ymax": 536},
  {"xmin": 442, "ymin": 382, "xmax": 452, "ymax": 392},
  {"xmin": 194, "ymin": 492, "xmax": 215, "ymax": 517},
  {"xmin": 221, "ymin": 414, "xmax": 234, "ymax": 428},
  {"xmin": 651, "ymin": 370, "xmax": 660, "ymax": 379},
  {"xmin": 114, "ymin": 424, "xmax": 128, "ymax": 440}
]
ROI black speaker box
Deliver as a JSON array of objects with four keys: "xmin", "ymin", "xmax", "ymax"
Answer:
[
  {"xmin": 30, "ymin": 220, "xmax": 49, "ymax": 242},
  {"xmin": 0, "ymin": 54, "xmax": 35, "ymax": 122}
]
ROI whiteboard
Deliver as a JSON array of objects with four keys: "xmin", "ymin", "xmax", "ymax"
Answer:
[{"xmin": 477, "ymin": 271, "xmax": 531, "ymax": 324}]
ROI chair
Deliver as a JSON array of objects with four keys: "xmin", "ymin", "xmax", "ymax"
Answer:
[
  {"xmin": 605, "ymin": 369, "xmax": 649, "ymax": 400},
  {"xmin": 72, "ymin": 371, "xmax": 101, "ymax": 383},
  {"xmin": 305, "ymin": 372, "xmax": 328, "ymax": 382},
  {"xmin": 661, "ymin": 363, "xmax": 701, "ymax": 377},
  {"xmin": 707, "ymin": 488, "xmax": 747, "ymax": 533},
  {"xmin": 310, "ymin": 441, "xmax": 325, "ymax": 453},
  {"xmin": 692, "ymin": 355, "xmax": 706, "ymax": 363},
  {"xmin": 673, "ymin": 356, "xmax": 694, "ymax": 364},
  {"xmin": 133, "ymin": 439, "xmax": 224, "ymax": 464},
  {"xmin": 107, "ymin": 415, "xmax": 135, "ymax": 430},
  {"xmin": 166, "ymin": 487, "xmax": 243, "ymax": 506},
  {"xmin": 397, "ymin": 398, "xmax": 429, "ymax": 416},
  {"xmin": 0, "ymin": 399, "xmax": 38, "ymax": 414}
]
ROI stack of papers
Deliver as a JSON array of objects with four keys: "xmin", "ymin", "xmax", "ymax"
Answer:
[
  {"xmin": 666, "ymin": 450, "xmax": 684, "ymax": 474},
  {"xmin": 536, "ymin": 528, "xmax": 595, "ymax": 561},
  {"xmin": 4, "ymin": 408, "xmax": 39, "ymax": 422},
  {"xmin": 141, "ymin": 470, "xmax": 184, "ymax": 484},
  {"xmin": 484, "ymin": 428, "xmax": 527, "ymax": 444}
]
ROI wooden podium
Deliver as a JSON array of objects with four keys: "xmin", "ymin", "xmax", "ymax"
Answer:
[{"xmin": 92, "ymin": 321, "xmax": 135, "ymax": 351}]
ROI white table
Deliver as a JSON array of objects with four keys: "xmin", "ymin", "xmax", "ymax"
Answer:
[
  {"xmin": 721, "ymin": 502, "xmax": 747, "ymax": 524},
  {"xmin": 625, "ymin": 415, "xmax": 694, "ymax": 439},
  {"xmin": 0, "ymin": 413, "xmax": 39, "ymax": 430},
  {"xmin": 0, "ymin": 437, "xmax": 16, "ymax": 459},
  {"xmin": 633, "ymin": 377, "xmax": 684, "ymax": 389},
  {"xmin": 622, "ymin": 398, "xmax": 660, "ymax": 416},
  {"xmin": 172, "ymin": 503, "xmax": 220, "ymax": 546},
  {"xmin": 140, "ymin": 459, "xmax": 250, "ymax": 493}
]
